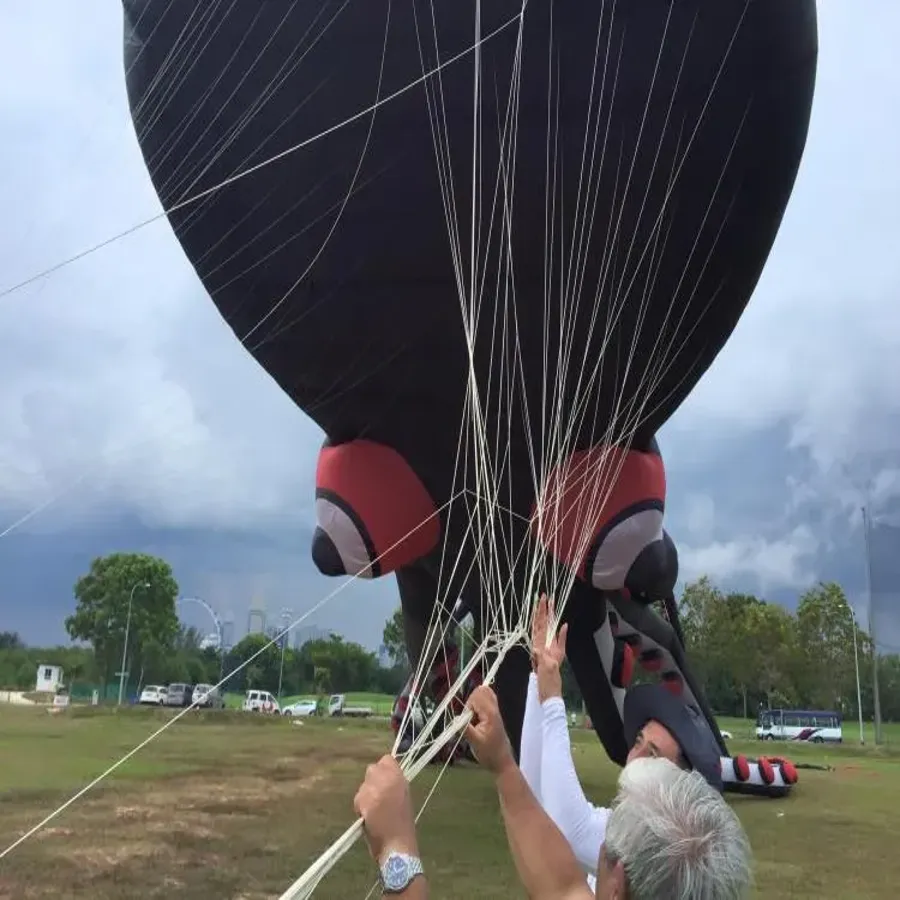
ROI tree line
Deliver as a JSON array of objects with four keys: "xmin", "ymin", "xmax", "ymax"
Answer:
[
  {"xmin": 0, "ymin": 627, "xmax": 224, "ymax": 696},
  {"xmin": 3, "ymin": 549, "xmax": 898, "ymax": 722},
  {"xmin": 382, "ymin": 578, "xmax": 900, "ymax": 722},
  {"xmin": 221, "ymin": 632, "xmax": 406, "ymax": 698},
  {"xmin": 677, "ymin": 577, "xmax": 900, "ymax": 721},
  {"xmin": 0, "ymin": 551, "xmax": 406, "ymax": 700}
]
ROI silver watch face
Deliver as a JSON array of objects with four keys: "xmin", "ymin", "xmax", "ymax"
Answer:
[
  {"xmin": 383, "ymin": 853, "xmax": 422, "ymax": 892},
  {"xmin": 383, "ymin": 854, "xmax": 411, "ymax": 891}
]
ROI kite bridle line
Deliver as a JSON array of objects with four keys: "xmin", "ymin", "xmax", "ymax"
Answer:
[{"xmin": 279, "ymin": 0, "xmax": 750, "ymax": 893}]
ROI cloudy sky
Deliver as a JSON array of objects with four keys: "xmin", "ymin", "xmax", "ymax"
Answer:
[{"xmin": 0, "ymin": 3, "xmax": 898, "ymax": 653}]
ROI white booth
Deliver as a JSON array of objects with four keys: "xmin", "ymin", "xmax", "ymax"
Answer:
[{"xmin": 35, "ymin": 664, "xmax": 64, "ymax": 693}]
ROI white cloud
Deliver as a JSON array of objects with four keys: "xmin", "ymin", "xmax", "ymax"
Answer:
[
  {"xmin": 679, "ymin": 526, "xmax": 820, "ymax": 594},
  {"xmin": 0, "ymin": 4, "xmax": 323, "ymax": 533},
  {"xmin": 681, "ymin": 493, "xmax": 716, "ymax": 542},
  {"xmin": 662, "ymin": 1, "xmax": 900, "ymax": 584}
]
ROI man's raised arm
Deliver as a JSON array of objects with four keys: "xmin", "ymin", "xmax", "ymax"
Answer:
[
  {"xmin": 354, "ymin": 756, "xmax": 429, "ymax": 899},
  {"xmin": 465, "ymin": 686, "xmax": 595, "ymax": 900}
]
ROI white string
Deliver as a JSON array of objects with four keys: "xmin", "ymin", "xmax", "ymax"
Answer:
[{"xmin": 276, "ymin": 4, "xmax": 753, "ymax": 891}]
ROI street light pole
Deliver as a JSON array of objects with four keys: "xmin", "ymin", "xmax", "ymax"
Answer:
[
  {"xmin": 118, "ymin": 580, "xmax": 150, "ymax": 706},
  {"xmin": 862, "ymin": 505, "xmax": 884, "ymax": 745},
  {"xmin": 277, "ymin": 607, "xmax": 292, "ymax": 702},
  {"xmin": 218, "ymin": 628, "xmax": 227, "ymax": 686},
  {"xmin": 845, "ymin": 600, "xmax": 865, "ymax": 745}
]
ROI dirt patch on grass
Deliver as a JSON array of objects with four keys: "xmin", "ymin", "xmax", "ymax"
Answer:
[
  {"xmin": 72, "ymin": 841, "xmax": 162, "ymax": 868},
  {"xmin": 35, "ymin": 826, "xmax": 75, "ymax": 840},
  {"xmin": 1, "ymin": 737, "xmax": 369, "ymax": 898},
  {"xmin": 84, "ymin": 769, "xmax": 333, "ymax": 843}
]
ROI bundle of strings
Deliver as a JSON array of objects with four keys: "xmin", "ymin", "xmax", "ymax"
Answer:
[{"xmin": 274, "ymin": 1, "xmax": 732, "ymax": 893}]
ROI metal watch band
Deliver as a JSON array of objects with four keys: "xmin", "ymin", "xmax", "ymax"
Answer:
[{"xmin": 381, "ymin": 852, "xmax": 424, "ymax": 893}]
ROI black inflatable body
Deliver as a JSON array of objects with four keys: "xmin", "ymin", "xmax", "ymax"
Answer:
[{"xmin": 123, "ymin": 1, "xmax": 817, "ymax": 766}]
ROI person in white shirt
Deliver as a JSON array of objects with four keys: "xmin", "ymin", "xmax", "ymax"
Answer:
[{"xmin": 520, "ymin": 596, "xmax": 725, "ymax": 891}]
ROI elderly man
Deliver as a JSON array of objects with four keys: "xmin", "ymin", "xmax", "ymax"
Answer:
[
  {"xmin": 468, "ymin": 684, "xmax": 753, "ymax": 898},
  {"xmin": 521, "ymin": 596, "xmax": 727, "ymax": 886},
  {"xmin": 354, "ymin": 685, "xmax": 751, "ymax": 898}
]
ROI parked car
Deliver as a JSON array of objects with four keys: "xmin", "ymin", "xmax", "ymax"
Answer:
[
  {"xmin": 192, "ymin": 683, "xmax": 225, "ymax": 709},
  {"xmin": 164, "ymin": 683, "xmax": 194, "ymax": 708},
  {"xmin": 282, "ymin": 699, "xmax": 318, "ymax": 718},
  {"xmin": 138, "ymin": 685, "xmax": 166, "ymax": 706},
  {"xmin": 242, "ymin": 689, "xmax": 280, "ymax": 714}
]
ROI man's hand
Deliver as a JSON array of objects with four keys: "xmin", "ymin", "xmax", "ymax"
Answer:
[
  {"xmin": 354, "ymin": 755, "xmax": 418, "ymax": 865},
  {"xmin": 535, "ymin": 596, "xmax": 567, "ymax": 703},
  {"xmin": 465, "ymin": 685, "xmax": 516, "ymax": 776},
  {"xmin": 530, "ymin": 593, "xmax": 550, "ymax": 670}
]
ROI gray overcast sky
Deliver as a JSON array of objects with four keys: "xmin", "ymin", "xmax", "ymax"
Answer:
[{"xmin": 0, "ymin": 3, "xmax": 898, "ymax": 650}]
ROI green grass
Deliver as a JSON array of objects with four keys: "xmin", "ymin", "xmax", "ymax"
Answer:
[{"xmin": 1, "ymin": 706, "xmax": 899, "ymax": 898}]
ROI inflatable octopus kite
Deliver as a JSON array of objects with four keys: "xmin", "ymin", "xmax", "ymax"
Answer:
[{"xmin": 123, "ymin": 0, "xmax": 817, "ymax": 798}]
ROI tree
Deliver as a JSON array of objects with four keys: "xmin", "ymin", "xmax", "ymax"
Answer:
[
  {"xmin": 677, "ymin": 577, "xmax": 731, "ymax": 703},
  {"xmin": 744, "ymin": 601, "xmax": 797, "ymax": 710},
  {"xmin": 715, "ymin": 592, "xmax": 768, "ymax": 719},
  {"xmin": 143, "ymin": 627, "xmax": 221, "ymax": 687},
  {"xmin": 301, "ymin": 634, "xmax": 381, "ymax": 693},
  {"xmin": 381, "ymin": 607, "xmax": 408, "ymax": 668},
  {"xmin": 677, "ymin": 580, "xmax": 797, "ymax": 716},
  {"xmin": 876, "ymin": 655, "xmax": 900, "ymax": 721},
  {"xmin": 678, "ymin": 577, "xmax": 724, "ymax": 662},
  {"xmin": 226, "ymin": 633, "xmax": 282, "ymax": 693},
  {"xmin": 795, "ymin": 581, "xmax": 862, "ymax": 714},
  {"xmin": 64, "ymin": 552, "xmax": 179, "ymax": 697},
  {"xmin": 0, "ymin": 631, "xmax": 24, "ymax": 651}
]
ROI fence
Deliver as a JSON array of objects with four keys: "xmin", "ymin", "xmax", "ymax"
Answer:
[{"xmin": 69, "ymin": 680, "xmax": 137, "ymax": 703}]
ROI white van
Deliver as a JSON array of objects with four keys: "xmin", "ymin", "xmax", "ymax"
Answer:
[
  {"xmin": 192, "ymin": 684, "xmax": 225, "ymax": 709},
  {"xmin": 242, "ymin": 689, "xmax": 280, "ymax": 714}
]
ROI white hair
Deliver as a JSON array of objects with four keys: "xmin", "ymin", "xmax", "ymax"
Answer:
[{"xmin": 603, "ymin": 757, "xmax": 752, "ymax": 900}]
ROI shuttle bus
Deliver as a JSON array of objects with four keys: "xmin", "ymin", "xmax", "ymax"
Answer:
[{"xmin": 756, "ymin": 708, "xmax": 842, "ymax": 743}]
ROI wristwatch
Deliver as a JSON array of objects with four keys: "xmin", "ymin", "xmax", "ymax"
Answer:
[{"xmin": 380, "ymin": 851, "xmax": 424, "ymax": 893}]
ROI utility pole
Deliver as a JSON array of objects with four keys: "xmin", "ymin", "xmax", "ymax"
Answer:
[
  {"xmin": 277, "ymin": 607, "xmax": 292, "ymax": 701},
  {"xmin": 218, "ymin": 620, "xmax": 227, "ymax": 686},
  {"xmin": 846, "ymin": 601, "xmax": 865, "ymax": 745},
  {"xmin": 862, "ymin": 506, "xmax": 883, "ymax": 745}
]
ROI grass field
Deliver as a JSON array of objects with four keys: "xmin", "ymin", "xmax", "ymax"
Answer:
[{"xmin": 1, "ymin": 706, "xmax": 899, "ymax": 898}]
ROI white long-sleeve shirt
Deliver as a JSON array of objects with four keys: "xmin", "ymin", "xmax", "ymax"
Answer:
[{"xmin": 519, "ymin": 673, "xmax": 609, "ymax": 890}]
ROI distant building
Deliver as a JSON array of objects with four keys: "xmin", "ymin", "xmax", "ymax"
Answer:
[
  {"xmin": 35, "ymin": 664, "xmax": 64, "ymax": 693},
  {"xmin": 247, "ymin": 599, "xmax": 267, "ymax": 636},
  {"xmin": 221, "ymin": 615, "xmax": 235, "ymax": 651}
]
